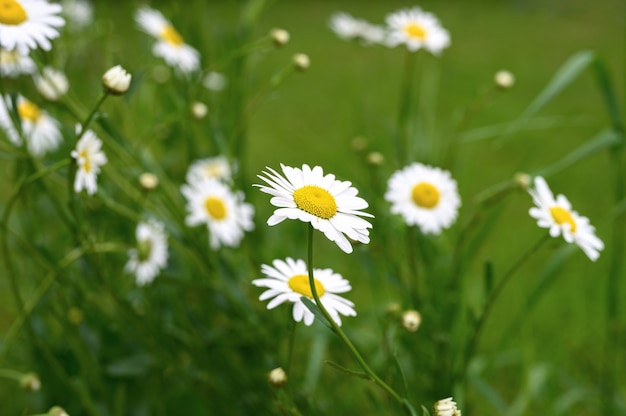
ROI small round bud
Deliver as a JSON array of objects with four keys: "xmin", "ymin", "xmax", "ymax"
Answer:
[
  {"xmin": 191, "ymin": 101, "xmax": 208, "ymax": 119},
  {"xmin": 35, "ymin": 67, "xmax": 69, "ymax": 101},
  {"xmin": 385, "ymin": 302, "xmax": 401, "ymax": 317},
  {"xmin": 514, "ymin": 172, "xmax": 531, "ymax": 190},
  {"xmin": 292, "ymin": 53, "xmax": 310, "ymax": 71},
  {"xmin": 102, "ymin": 65, "xmax": 131, "ymax": 95},
  {"xmin": 434, "ymin": 397, "xmax": 461, "ymax": 416},
  {"xmin": 268, "ymin": 367, "xmax": 287, "ymax": 388},
  {"xmin": 48, "ymin": 406, "xmax": 70, "ymax": 416},
  {"xmin": 367, "ymin": 151, "xmax": 384, "ymax": 166},
  {"xmin": 401, "ymin": 310, "xmax": 422, "ymax": 332},
  {"xmin": 270, "ymin": 28, "xmax": 290, "ymax": 47},
  {"xmin": 20, "ymin": 372, "xmax": 41, "ymax": 392},
  {"xmin": 203, "ymin": 71, "xmax": 227, "ymax": 92},
  {"xmin": 139, "ymin": 172, "xmax": 159, "ymax": 191},
  {"xmin": 494, "ymin": 70, "xmax": 515, "ymax": 90}
]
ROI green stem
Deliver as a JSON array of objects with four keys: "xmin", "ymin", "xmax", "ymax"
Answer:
[
  {"xmin": 395, "ymin": 51, "xmax": 417, "ymax": 166},
  {"xmin": 286, "ymin": 318, "xmax": 297, "ymax": 375},
  {"xmin": 305, "ymin": 225, "xmax": 413, "ymax": 413}
]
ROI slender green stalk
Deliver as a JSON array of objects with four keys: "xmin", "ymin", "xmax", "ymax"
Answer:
[
  {"xmin": 395, "ymin": 51, "xmax": 418, "ymax": 166},
  {"xmin": 286, "ymin": 318, "xmax": 297, "ymax": 375}
]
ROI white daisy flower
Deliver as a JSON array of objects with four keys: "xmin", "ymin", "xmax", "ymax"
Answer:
[
  {"xmin": 125, "ymin": 219, "xmax": 169, "ymax": 286},
  {"xmin": 34, "ymin": 66, "xmax": 69, "ymax": 101},
  {"xmin": 385, "ymin": 163, "xmax": 461, "ymax": 235},
  {"xmin": 181, "ymin": 177, "xmax": 254, "ymax": 249},
  {"xmin": 71, "ymin": 129, "xmax": 107, "ymax": 195},
  {"xmin": 62, "ymin": 0, "xmax": 93, "ymax": 30},
  {"xmin": 0, "ymin": 95, "xmax": 62, "ymax": 156},
  {"xmin": 0, "ymin": 48, "xmax": 35, "ymax": 77},
  {"xmin": 328, "ymin": 12, "xmax": 386, "ymax": 45},
  {"xmin": 135, "ymin": 6, "xmax": 200, "ymax": 75},
  {"xmin": 385, "ymin": 7, "xmax": 450, "ymax": 55},
  {"xmin": 434, "ymin": 397, "xmax": 462, "ymax": 416},
  {"xmin": 252, "ymin": 257, "xmax": 356, "ymax": 326},
  {"xmin": 186, "ymin": 156, "xmax": 233, "ymax": 184},
  {"xmin": 256, "ymin": 164, "xmax": 374, "ymax": 254},
  {"xmin": 0, "ymin": 0, "xmax": 65, "ymax": 55},
  {"xmin": 528, "ymin": 176, "xmax": 604, "ymax": 261}
]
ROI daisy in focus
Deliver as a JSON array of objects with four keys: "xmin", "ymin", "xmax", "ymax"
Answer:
[
  {"xmin": 256, "ymin": 164, "xmax": 373, "ymax": 254},
  {"xmin": 125, "ymin": 219, "xmax": 169, "ymax": 286},
  {"xmin": 135, "ymin": 6, "xmax": 200, "ymax": 75},
  {"xmin": 186, "ymin": 156, "xmax": 233, "ymax": 184},
  {"xmin": 385, "ymin": 7, "xmax": 450, "ymax": 55},
  {"xmin": 252, "ymin": 257, "xmax": 356, "ymax": 326},
  {"xmin": 385, "ymin": 162, "xmax": 461, "ymax": 235},
  {"xmin": 0, "ymin": 0, "xmax": 65, "ymax": 55},
  {"xmin": 0, "ymin": 48, "xmax": 35, "ymax": 77},
  {"xmin": 71, "ymin": 129, "xmax": 107, "ymax": 195},
  {"xmin": 181, "ymin": 177, "xmax": 254, "ymax": 249},
  {"xmin": 0, "ymin": 94, "xmax": 62, "ymax": 156},
  {"xmin": 328, "ymin": 11, "xmax": 386, "ymax": 45},
  {"xmin": 528, "ymin": 176, "xmax": 604, "ymax": 261}
]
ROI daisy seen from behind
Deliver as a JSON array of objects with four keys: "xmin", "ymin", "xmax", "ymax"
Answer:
[
  {"xmin": 256, "ymin": 164, "xmax": 373, "ymax": 254},
  {"xmin": 0, "ymin": 94, "xmax": 62, "ymax": 156},
  {"xmin": 328, "ymin": 11, "xmax": 385, "ymax": 45},
  {"xmin": 0, "ymin": 48, "xmax": 35, "ymax": 77},
  {"xmin": 125, "ymin": 218, "xmax": 169, "ymax": 286},
  {"xmin": 181, "ymin": 177, "xmax": 254, "ymax": 249},
  {"xmin": 186, "ymin": 156, "xmax": 233, "ymax": 184},
  {"xmin": 385, "ymin": 162, "xmax": 461, "ymax": 235},
  {"xmin": 253, "ymin": 257, "xmax": 356, "ymax": 326},
  {"xmin": 0, "ymin": 0, "xmax": 65, "ymax": 55},
  {"xmin": 135, "ymin": 6, "xmax": 200, "ymax": 75},
  {"xmin": 528, "ymin": 176, "xmax": 604, "ymax": 261},
  {"xmin": 71, "ymin": 129, "xmax": 107, "ymax": 195},
  {"xmin": 385, "ymin": 7, "xmax": 450, "ymax": 55}
]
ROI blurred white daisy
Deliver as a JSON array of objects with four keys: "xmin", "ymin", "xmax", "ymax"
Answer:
[
  {"xmin": 0, "ymin": 48, "xmax": 35, "ymax": 77},
  {"xmin": 385, "ymin": 163, "xmax": 461, "ymax": 235},
  {"xmin": 181, "ymin": 177, "xmax": 254, "ymax": 249},
  {"xmin": 62, "ymin": 0, "xmax": 93, "ymax": 30},
  {"xmin": 135, "ymin": 6, "xmax": 200, "ymax": 75},
  {"xmin": 256, "ymin": 164, "xmax": 373, "ymax": 254},
  {"xmin": 186, "ymin": 156, "xmax": 232, "ymax": 184},
  {"xmin": 528, "ymin": 176, "xmax": 604, "ymax": 261},
  {"xmin": 34, "ymin": 66, "xmax": 69, "ymax": 101},
  {"xmin": 328, "ymin": 11, "xmax": 386, "ymax": 45},
  {"xmin": 125, "ymin": 219, "xmax": 169, "ymax": 285},
  {"xmin": 252, "ymin": 257, "xmax": 356, "ymax": 326},
  {"xmin": 71, "ymin": 129, "xmax": 107, "ymax": 195},
  {"xmin": 202, "ymin": 71, "xmax": 227, "ymax": 91},
  {"xmin": 385, "ymin": 7, "xmax": 450, "ymax": 55},
  {"xmin": 0, "ymin": 0, "xmax": 65, "ymax": 55},
  {"xmin": 0, "ymin": 95, "xmax": 62, "ymax": 156}
]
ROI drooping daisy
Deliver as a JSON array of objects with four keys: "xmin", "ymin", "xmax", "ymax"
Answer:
[
  {"xmin": 125, "ymin": 218, "xmax": 169, "ymax": 285},
  {"xmin": 0, "ymin": 0, "xmax": 65, "ymax": 55},
  {"xmin": 186, "ymin": 156, "xmax": 233, "ymax": 184},
  {"xmin": 0, "ymin": 95, "xmax": 62, "ymax": 156},
  {"xmin": 252, "ymin": 257, "xmax": 356, "ymax": 326},
  {"xmin": 0, "ymin": 48, "xmax": 35, "ymax": 77},
  {"xmin": 328, "ymin": 11, "xmax": 386, "ymax": 45},
  {"xmin": 71, "ymin": 129, "xmax": 107, "ymax": 195},
  {"xmin": 135, "ymin": 6, "xmax": 200, "ymax": 75},
  {"xmin": 385, "ymin": 163, "xmax": 461, "ymax": 235},
  {"xmin": 385, "ymin": 7, "xmax": 450, "ymax": 55},
  {"xmin": 181, "ymin": 177, "xmax": 254, "ymax": 249},
  {"xmin": 256, "ymin": 164, "xmax": 373, "ymax": 254},
  {"xmin": 528, "ymin": 176, "xmax": 604, "ymax": 261}
]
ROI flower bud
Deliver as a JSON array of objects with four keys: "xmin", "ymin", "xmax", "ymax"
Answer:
[
  {"xmin": 292, "ymin": 53, "xmax": 310, "ymax": 71},
  {"xmin": 35, "ymin": 67, "xmax": 69, "ymax": 101},
  {"xmin": 270, "ymin": 28, "xmax": 290, "ymax": 47},
  {"xmin": 367, "ymin": 151, "xmax": 384, "ymax": 166},
  {"xmin": 268, "ymin": 367, "xmax": 287, "ymax": 388},
  {"xmin": 401, "ymin": 309, "xmax": 422, "ymax": 332},
  {"xmin": 514, "ymin": 172, "xmax": 531, "ymax": 190},
  {"xmin": 434, "ymin": 397, "xmax": 461, "ymax": 416},
  {"xmin": 494, "ymin": 70, "xmax": 515, "ymax": 90},
  {"xmin": 139, "ymin": 172, "xmax": 159, "ymax": 191},
  {"xmin": 191, "ymin": 101, "xmax": 208, "ymax": 119},
  {"xmin": 351, "ymin": 136, "xmax": 367, "ymax": 152},
  {"xmin": 48, "ymin": 406, "xmax": 70, "ymax": 416},
  {"xmin": 20, "ymin": 372, "xmax": 41, "ymax": 392},
  {"xmin": 102, "ymin": 65, "xmax": 131, "ymax": 95}
]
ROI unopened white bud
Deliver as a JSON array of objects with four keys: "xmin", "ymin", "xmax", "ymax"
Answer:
[
  {"xmin": 271, "ymin": 28, "xmax": 290, "ymax": 47},
  {"xmin": 20, "ymin": 372, "xmax": 41, "ymax": 392},
  {"xmin": 494, "ymin": 70, "xmax": 515, "ymax": 89},
  {"xmin": 293, "ymin": 53, "xmax": 310, "ymax": 71},
  {"xmin": 102, "ymin": 65, "xmax": 131, "ymax": 95},
  {"xmin": 268, "ymin": 367, "xmax": 287, "ymax": 387},
  {"xmin": 514, "ymin": 172, "xmax": 531, "ymax": 190},
  {"xmin": 139, "ymin": 172, "xmax": 159, "ymax": 191},
  {"xmin": 401, "ymin": 310, "xmax": 422, "ymax": 332},
  {"xmin": 434, "ymin": 397, "xmax": 461, "ymax": 416},
  {"xmin": 48, "ymin": 406, "xmax": 70, "ymax": 416},
  {"xmin": 367, "ymin": 151, "xmax": 384, "ymax": 166},
  {"xmin": 191, "ymin": 101, "xmax": 208, "ymax": 119}
]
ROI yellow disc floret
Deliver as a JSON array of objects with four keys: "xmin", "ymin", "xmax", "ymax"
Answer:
[
  {"xmin": 204, "ymin": 196, "xmax": 227, "ymax": 220},
  {"xmin": 404, "ymin": 23, "xmax": 426, "ymax": 40},
  {"xmin": 160, "ymin": 25, "xmax": 184, "ymax": 46},
  {"xmin": 0, "ymin": 0, "xmax": 27, "ymax": 26},
  {"xmin": 17, "ymin": 100, "xmax": 41, "ymax": 122},
  {"xmin": 411, "ymin": 182, "xmax": 440, "ymax": 209},
  {"xmin": 293, "ymin": 185, "xmax": 337, "ymax": 219},
  {"xmin": 550, "ymin": 206, "xmax": 577, "ymax": 233},
  {"xmin": 288, "ymin": 274, "xmax": 325, "ymax": 298}
]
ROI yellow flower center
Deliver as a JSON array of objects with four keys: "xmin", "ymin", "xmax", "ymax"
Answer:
[
  {"xmin": 288, "ymin": 274, "xmax": 325, "ymax": 298},
  {"xmin": 550, "ymin": 206, "xmax": 577, "ymax": 233},
  {"xmin": 160, "ymin": 25, "xmax": 184, "ymax": 46},
  {"xmin": 17, "ymin": 100, "xmax": 40, "ymax": 122},
  {"xmin": 204, "ymin": 196, "xmax": 227, "ymax": 220},
  {"xmin": 0, "ymin": 0, "xmax": 27, "ymax": 25},
  {"xmin": 411, "ymin": 182, "xmax": 440, "ymax": 209},
  {"xmin": 404, "ymin": 22, "xmax": 427, "ymax": 40},
  {"xmin": 79, "ymin": 149, "xmax": 91, "ymax": 173},
  {"xmin": 293, "ymin": 185, "xmax": 337, "ymax": 219},
  {"xmin": 202, "ymin": 164, "xmax": 222, "ymax": 178}
]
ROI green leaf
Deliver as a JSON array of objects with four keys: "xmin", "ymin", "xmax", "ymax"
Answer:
[{"xmin": 300, "ymin": 296, "xmax": 331, "ymax": 329}]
